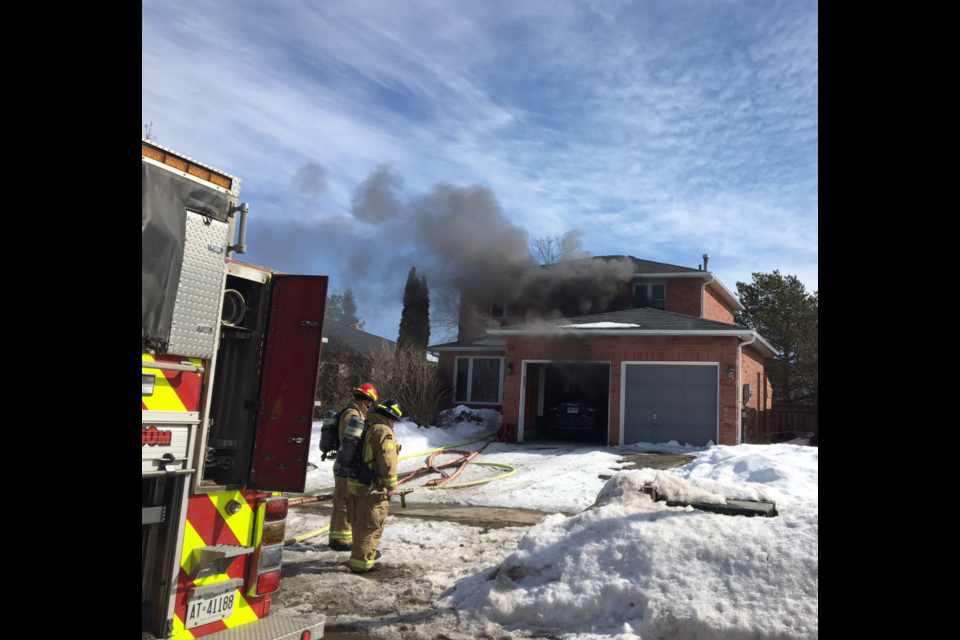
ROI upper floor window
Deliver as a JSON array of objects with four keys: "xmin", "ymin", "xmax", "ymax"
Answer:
[
  {"xmin": 635, "ymin": 283, "xmax": 666, "ymax": 310},
  {"xmin": 491, "ymin": 297, "xmax": 520, "ymax": 318}
]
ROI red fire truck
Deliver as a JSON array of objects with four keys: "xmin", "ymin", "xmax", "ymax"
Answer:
[{"xmin": 142, "ymin": 139, "xmax": 327, "ymax": 639}]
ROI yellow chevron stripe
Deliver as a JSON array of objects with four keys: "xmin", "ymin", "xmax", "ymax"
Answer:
[
  {"xmin": 142, "ymin": 354, "xmax": 188, "ymax": 412},
  {"xmin": 171, "ymin": 614, "xmax": 196, "ymax": 640},
  {"xmin": 180, "ymin": 520, "xmax": 206, "ymax": 578},
  {"xmin": 224, "ymin": 592, "xmax": 260, "ymax": 629},
  {"xmin": 208, "ymin": 491, "xmax": 256, "ymax": 546}
]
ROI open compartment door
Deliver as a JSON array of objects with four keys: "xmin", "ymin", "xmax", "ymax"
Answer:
[{"xmin": 249, "ymin": 275, "xmax": 329, "ymax": 492}]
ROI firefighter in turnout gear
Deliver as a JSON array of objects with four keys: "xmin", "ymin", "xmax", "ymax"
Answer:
[
  {"xmin": 329, "ymin": 384, "xmax": 379, "ymax": 552},
  {"xmin": 347, "ymin": 399, "xmax": 402, "ymax": 574}
]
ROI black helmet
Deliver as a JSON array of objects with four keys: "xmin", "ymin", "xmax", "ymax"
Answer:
[{"xmin": 377, "ymin": 399, "xmax": 403, "ymax": 422}]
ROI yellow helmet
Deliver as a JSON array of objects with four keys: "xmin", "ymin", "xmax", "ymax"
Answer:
[{"xmin": 376, "ymin": 399, "xmax": 403, "ymax": 421}]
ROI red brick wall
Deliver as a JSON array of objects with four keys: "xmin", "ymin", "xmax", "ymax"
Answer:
[
  {"xmin": 502, "ymin": 335, "xmax": 745, "ymax": 446},
  {"xmin": 704, "ymin": 286, "xmax": 736, "ymax": 324},
  {"xmin": 664, "ymin": 278, "xmax": 704, "ymax": 318},
  {"xmin": 740, "ymin": 345, "xmax": 768, "ymax": 441},
  {"xmin": 438, "ymin": 350, "xmax": 505, "ymax": 412}
]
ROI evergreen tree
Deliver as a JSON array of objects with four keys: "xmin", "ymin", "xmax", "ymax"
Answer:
[
  {"xmin": 736, "ymin": 272, "xmax": 818, "ymax": 405},
  {"xmin": 327, "ymin": 289, "xmax": 364, "ymax": 329},
  {"xmin": 398, "ymin": 267, "xmax": 431, "ymax": 351}
]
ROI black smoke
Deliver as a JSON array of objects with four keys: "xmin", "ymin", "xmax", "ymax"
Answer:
[{"xmin": 247, "ymin": 164, "xmax": 636, "ymax": 343}]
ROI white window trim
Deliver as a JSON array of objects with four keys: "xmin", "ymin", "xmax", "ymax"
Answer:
[{"xmin": 454, "ymin": 356, "xmax": 506, "ymax": 405}]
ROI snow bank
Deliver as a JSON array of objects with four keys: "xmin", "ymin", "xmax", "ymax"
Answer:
[
  {"xmin": 392, "ymin": 419, "xmax": 493, "ymax": 460},
  {"xmin": 674, "ymin": 444, "xmax": 818, "ymax": 505},
  {"xmin": 452, "ymin": 470, "xmax": 819, "ymax": 639}
]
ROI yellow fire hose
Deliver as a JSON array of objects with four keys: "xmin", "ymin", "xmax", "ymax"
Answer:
[{"xmin": 284, "ymin": 435, "xmax": 517, "ymax": 546}]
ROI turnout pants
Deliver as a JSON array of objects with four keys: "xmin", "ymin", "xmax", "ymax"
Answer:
[
  {"xmin": 329, "ymin": 476, "xmax": 353, "ymax": 546},
  {"xmin": 347, "ymin": 489, "xmax": 389, "ymax": 573}
]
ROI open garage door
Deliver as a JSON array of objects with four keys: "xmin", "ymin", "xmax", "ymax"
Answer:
[
  {"xmin": 522, "ymin": 362, "xmax": 610, "ymax": 443},
  {"xmin": 622, "ymin": 364, "xmax": 719, "ymax": 447}
]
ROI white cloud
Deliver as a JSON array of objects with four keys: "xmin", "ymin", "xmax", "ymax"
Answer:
[{"xmin": 143, "ymin": 0, "xmax": 819, "ymax": 335}]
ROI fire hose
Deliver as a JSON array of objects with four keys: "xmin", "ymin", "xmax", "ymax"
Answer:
[{"xmin": 284, "ymin": 432, "xmax": 517, "ymax": 546}]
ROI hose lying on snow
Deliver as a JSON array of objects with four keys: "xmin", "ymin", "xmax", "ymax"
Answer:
[{"xmin": 284, "ymin": 432, "xmax": 517, "ymax": 545}]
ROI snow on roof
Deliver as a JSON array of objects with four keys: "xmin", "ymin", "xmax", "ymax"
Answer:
[{"xmin": 562, "ymin": 322, "xmax": 641, "ymax": 329}]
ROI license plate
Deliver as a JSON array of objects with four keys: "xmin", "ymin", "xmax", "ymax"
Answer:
[
  {"xmin": 567, "ymin": 407, "xmax": 579, "ymax": 414},
  {"xmin": 185, "ymin": 591, "xmax": 236, "ymax": 630}
]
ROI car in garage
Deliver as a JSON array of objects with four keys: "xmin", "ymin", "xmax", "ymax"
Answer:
[{"xmin": 548, "ymin": 402, "xmax": 603, "ymax": 433}]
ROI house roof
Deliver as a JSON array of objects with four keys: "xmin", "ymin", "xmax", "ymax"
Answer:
[
  {"xmin": 428, "ymin": 335, "xmax": 508, "ymax": 352},
  {"xmin": 324, "ymin": 319, "xmax": 396, "ymax": 355},
  {"xmin": 593, "ymin": 256, "xmax": 703, "ymax": 275},
  {"xmin": 486, "ymin": 308, "xmax": 778, "ymax": 358},
  {"xmin": 544, "ymin": 256, "xmax": 744, "ymax": 311}
]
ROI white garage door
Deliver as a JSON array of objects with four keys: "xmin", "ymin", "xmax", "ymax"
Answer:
[{"xmin": 623, "ymin": 364, "xmax": 719, "ymax": 447}]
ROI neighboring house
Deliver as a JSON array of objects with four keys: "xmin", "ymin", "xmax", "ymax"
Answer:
[
  {"xmin": 316, "ymin": 320, "xmax": 397, "ymax": 412},
  {"xmin": 430, "ymin": 255, "xmax": 777, "ymax": 447},
  {"xmin": 323, "ymin": 319, "xmax": 397, "ymax": 356}
]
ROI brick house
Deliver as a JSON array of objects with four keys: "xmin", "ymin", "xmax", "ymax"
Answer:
[{"xmin": 430, "ymin": 256, "xmax": 776, "ymax": 447}]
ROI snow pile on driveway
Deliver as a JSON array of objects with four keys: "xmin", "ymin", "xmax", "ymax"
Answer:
[
  {"xmin": 674, "ymin": 443, "xmax": 818, "ymax": 504},
  {"xmin": 450, "ymin": 446, "xmax": 819, "ymax": 640}
]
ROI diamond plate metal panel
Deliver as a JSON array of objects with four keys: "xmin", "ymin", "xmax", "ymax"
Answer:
[
  {"xmin": 202, "ymin": 614, "xmax": 325, "ymax": 640},
  {"xmin": 167, "ymin": 212, "xmax": 230, "ymax": 359}
]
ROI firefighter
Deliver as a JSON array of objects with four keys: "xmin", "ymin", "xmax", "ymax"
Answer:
[
  {"xmin": 329, "ymin": 383, "xmax": 379, "ymax": 552},
  {"xmin": 347, "ymin": 398, "xmax": 402, "ymax": 574}
]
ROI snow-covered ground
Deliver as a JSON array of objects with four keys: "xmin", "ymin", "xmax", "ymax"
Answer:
[
  {"xmin": 450, "ymin": 466, "xmax": 818, "ymax": 640},
  {"xmin": 305, "ymin": 409, "xmax": 706, "ymax": 513},
  {"xmin": 290, "ymin": 409, "xmax": 818, "ymax": 640}
]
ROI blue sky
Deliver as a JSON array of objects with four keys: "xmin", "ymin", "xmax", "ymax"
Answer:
[{"xmin": 142, "ymin": 0, "xmax": 818, "ymax": 342}]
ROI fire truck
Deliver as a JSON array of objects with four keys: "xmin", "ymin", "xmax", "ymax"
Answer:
[{"xmin": 142, "ymin": 139, "xmax": 327, "ymax": 639}]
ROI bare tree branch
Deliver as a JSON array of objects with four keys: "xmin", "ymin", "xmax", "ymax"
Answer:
[
  {"xmin": 530, "ymin": 235, "xmax": 564, "ymax": 265},
  {"xmin": 530, "ymin": 231, "xmax": 591, "ymax": 265}
]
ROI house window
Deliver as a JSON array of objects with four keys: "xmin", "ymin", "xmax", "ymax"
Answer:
[
  {"xmin": 454, "ymin": 357, "xmax": 504, "ymax": 405},
  {"xmin": 635, "ymin": 283, "xmax": 666, "ymax": 310},
  {"xmin": 491, "ymin": 297, "xmax": 520, "ymax": 318}
]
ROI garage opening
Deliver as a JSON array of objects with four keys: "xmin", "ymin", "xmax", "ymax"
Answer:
[{"xmin": 522, "ymin": 362, "xmax": 610, "ymax": 444}]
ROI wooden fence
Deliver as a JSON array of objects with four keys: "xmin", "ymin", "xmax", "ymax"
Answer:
[{"xmin": 748, "ymin": 405, "xmax": 818, "ymax": 444}]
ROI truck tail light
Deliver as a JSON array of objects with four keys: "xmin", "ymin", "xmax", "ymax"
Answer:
[
  {"xmin": 262, "ymin": 523, "xmax": 286, "ymax": 547},
  {"xmin": 265, "ymin": 499, "xmax": 289, "ymax": 522},
  {"xmin": 248, "ymin": 497, "xmax": 289, "ymax": 598},
  {"xmin": 256, "ymin": 571, "xmax": 281, "ymax": 595}
]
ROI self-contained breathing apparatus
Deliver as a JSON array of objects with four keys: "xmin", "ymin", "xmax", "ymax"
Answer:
[
  {"xmin": 319, "ymin": 409, "xmax": 341, "ymax": 461},
  {"xmin": 334, "ymin": 415, "xmax": 381, "ymax": 486}
]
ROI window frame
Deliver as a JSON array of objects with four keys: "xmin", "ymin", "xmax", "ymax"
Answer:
[
  {"xmin": 634, "ymin": 281, "xmax": 667, "ymax": 310},
  {"xmin": 454, "ymin": 356, "xmax": 506, "ymax": 405},
  {"xmin": 490, "ymin": 297, "xmax": 520, "ymax": 318}
]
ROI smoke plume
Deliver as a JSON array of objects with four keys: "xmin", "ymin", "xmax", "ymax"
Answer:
[{"xmin": 249, "ymin": 164, "xmax": 637, "ymax": 343}]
